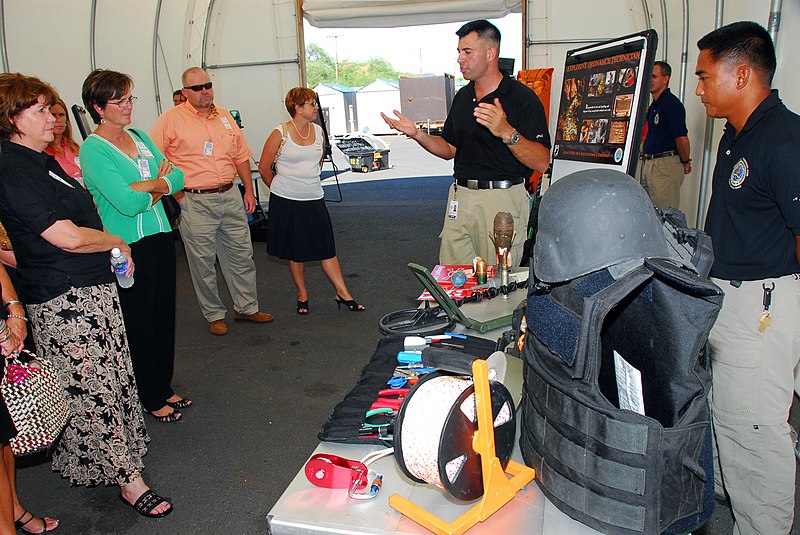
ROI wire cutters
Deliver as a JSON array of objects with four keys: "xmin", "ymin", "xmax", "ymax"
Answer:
[{"xmin": 370, "ymin": 388, "xmax": 410, "ymax": 410}]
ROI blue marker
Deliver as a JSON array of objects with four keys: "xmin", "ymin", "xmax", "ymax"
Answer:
[{"xmin": 444, "ymin": 332, "xmax": 467, "ymax": 339}]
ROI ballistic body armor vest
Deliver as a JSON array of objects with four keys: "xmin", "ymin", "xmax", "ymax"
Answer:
[{"xmin": 520, "ymin": 258, "xmax": 722, "ymax": 534}]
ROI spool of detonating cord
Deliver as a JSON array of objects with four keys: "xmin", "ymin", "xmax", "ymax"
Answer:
[{"xmin": 393, "ymin": 371, "xmax": 516, "ymax": 501}]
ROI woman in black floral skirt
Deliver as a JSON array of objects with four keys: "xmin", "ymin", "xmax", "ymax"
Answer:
[{"xmin": 0, "ymin": 73, "xmax": 172, "ymax": 519}]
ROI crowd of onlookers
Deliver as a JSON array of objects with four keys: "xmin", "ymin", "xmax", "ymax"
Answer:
[{"xmin": 0, "ymin": 65, "xmax": 365, "ymax": 531}]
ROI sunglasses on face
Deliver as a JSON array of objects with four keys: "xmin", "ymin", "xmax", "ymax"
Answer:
[{"xmin": 184, "ymin": 82, "xmax": 213, "ymax": 92}]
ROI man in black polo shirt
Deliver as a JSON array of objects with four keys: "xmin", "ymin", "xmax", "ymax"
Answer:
[
  {"xmin": 381, "ymin": 19, "xmax": 550, "ymax": 265},
  {"xmin": 641, "ymin": 61, "xmax": 691, "ymax": 209},
  {"xmin": 697, "ymin": 21, "xmax": 800, "ymax": 535}
]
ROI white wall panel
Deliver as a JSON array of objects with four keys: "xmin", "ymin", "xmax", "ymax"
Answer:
[{"xmin": 2, "ymin": 0, "xmax": 301, "ymax": 163}]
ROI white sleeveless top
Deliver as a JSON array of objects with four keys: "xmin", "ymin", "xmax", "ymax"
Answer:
[{"xmin": 269, "ymin": 123, "xmax": 325, "ymax": 201}]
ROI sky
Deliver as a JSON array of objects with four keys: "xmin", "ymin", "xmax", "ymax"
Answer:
[{"xmin": 303, "ymin": 14, "xmax": 522, "ymax": 80}]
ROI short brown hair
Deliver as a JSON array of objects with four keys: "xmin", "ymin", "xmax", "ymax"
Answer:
[
  {"xmin": 81, "ymin": 69, "xmax": 133, "ymax": 125},
  {"xmin": 285, "ymin": 87, "xmax": 317, "ymax": 117},
  {"xmin": 0, "ymin": 73, "xmax": 57, "ymax": 140}
]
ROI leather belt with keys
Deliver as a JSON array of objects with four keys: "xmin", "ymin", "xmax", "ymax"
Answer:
[{"xmin": 759, "ymin": 282, "xmax": 775, "ymax": 333}]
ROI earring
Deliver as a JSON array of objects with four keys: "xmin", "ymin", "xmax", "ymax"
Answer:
[{"xmin": 100, "ymin": 116, "xmax": 105, "ymax": 124}]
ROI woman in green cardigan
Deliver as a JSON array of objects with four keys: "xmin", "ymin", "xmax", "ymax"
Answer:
[{"xmin": 80, "ymin": 69, "xmax": 188, "ymax": 423}]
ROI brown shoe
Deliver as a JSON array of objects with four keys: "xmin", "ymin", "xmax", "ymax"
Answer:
[
  {"xmin": 233, "ymin": 311, "xmax": 274, "ymax": 323},
  {"xmin": 209, "ymin": 319, "xmax": 228, "ymax": 335}
]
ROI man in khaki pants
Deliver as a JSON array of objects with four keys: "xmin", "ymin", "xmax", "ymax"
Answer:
[
  {"xmin": 151, "ymin": 68, "xmax": 273, "ymax": 335},
  {"xmin": 641, "ymin": 61, "xmax": 691, "ymax": 209},
  {"xmin": 698, "ymin": 22, "xmax": 800, "ymax": 535}
]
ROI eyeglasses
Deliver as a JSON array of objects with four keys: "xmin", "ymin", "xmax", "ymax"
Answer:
[
  {"xmin": 184, "ymin": 82, "xmax": 213, "ymax": 92},
  {"xmin": 107, "ymin": 96, "xmax": 138, "ymax": 107},
  {"xmin": 303, "ymin": 101, "xmax": 319, "ymax": 107}
]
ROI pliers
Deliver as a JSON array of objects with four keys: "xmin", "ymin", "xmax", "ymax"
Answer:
[{"xmin": 370, "ymin": 388, "xmax": 410, "ymax": 410}]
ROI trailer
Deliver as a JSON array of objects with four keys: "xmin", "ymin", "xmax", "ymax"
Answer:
[{"xmin": 398, "ymin": 74, "xmax": 456, "ymax": 136}]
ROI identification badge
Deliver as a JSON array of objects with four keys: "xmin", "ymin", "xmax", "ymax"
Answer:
[
  {"xmin": 137, "ymin": 158, "xmax": 151, "ymax": 178},
  {"xmin": 73, "ymin": 156, "xmax": 81, "ymax": 169},
  {"xmin": 134, "ymin": 141, "xmax": 154, "ymax": 158},
  {"xmin": 203, "ymin": 140, "xmax": 214, "ymax": 156},
  {"xmin": 448, "ymin": 199, "xmax": 459, "ymax": 219},
  {"xmin": 221, "ymin": 117, "xmax": 232, "ymax": 130}
]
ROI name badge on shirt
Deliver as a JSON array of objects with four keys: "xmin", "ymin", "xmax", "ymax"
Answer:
[
  {"xmin": 138, "ymin": 158, "xmax": 151, "ymax": 178},
  {"xmin": 73, "ymin": 156, "xmax": 81, "ymax": 169},
  {"xmin": 134, "ymin": 141, "xmax": 154, "ymax": 158},
  {"xmin": 203, "ymin": 140, "xmax": 214, "ymax": 156},
  {"xmin": 221, "ymin": 117, "xmax": 232, "ymax": 130}
]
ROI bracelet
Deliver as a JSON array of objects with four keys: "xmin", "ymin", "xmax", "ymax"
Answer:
[
  {"xmin": 4, "ymin": 300, "xmax": 22, "ymax": 309},
  {"xmin": 6, "ymin": 313, "xmax": 26, "ymax": 323},
  {"xmin": 681, "ymin": 158, "xmax": 692, "ymax": 164},
  {"xmin": 0, "ymin": 327, "xmax": 12, "ymax": 344}
]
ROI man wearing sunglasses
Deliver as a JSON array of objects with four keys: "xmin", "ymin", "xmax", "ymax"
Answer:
[{"xmin": 150, "ymin": 67, "xmax": 272, "ymax": 336}]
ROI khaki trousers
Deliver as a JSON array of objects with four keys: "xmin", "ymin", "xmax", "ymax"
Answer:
[
  {"xmin": 642, "ymin": 155, "xmax": 683, "ymax": 209},
  {"xmin": 709, "ymin": 275, "xmax": 800, "ymax": 535},
  {"xmin": 439, "ymin": 183, "xmax": 530, "ymax": 267},
  {"xmin": 179, "ymin": 186, "xmax": 260, "ymax": 322}
]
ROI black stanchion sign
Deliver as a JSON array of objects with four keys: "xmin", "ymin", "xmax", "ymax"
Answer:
[{"xmin": 551, "ymin": 30, "xmax": 658, "ymax": 182}]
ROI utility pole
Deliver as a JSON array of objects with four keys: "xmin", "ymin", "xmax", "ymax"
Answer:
[{"xmin": 328, "ymin": 34, "xmax": 343, "ymax": 83}]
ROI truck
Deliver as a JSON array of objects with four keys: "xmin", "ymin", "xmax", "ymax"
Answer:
[{"xmin": 398, "ymin": 74, "xmax": 456, "ymax": 136}]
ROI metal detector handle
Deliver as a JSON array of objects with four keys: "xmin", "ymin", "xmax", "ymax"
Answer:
[{"xmin": 421, "ymin": 347, "xmax": 479, "ymax": 375}]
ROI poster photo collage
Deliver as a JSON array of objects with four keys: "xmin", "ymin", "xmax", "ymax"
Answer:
[{"xmin": 554, "ymin": 49, "xmax": 641, "ymax": 165}]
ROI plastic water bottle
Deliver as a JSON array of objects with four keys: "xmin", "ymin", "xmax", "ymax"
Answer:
[{"xmin": 110, "ymin": 247, "xmax": 134, "ymax": 288}]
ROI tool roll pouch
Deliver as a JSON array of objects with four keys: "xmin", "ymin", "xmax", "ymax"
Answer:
[
  {"xmin": 318, "ymin": 334, "xmax": 496, "ymax": 445},
  {"xmin": 520, "ymin": 259, "xmax": 723, "ymax": 535}
]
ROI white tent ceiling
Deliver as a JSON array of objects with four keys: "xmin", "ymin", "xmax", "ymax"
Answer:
[{"xmin": 303, "ymin": 0, "xmax": 521, "ymax": 28}]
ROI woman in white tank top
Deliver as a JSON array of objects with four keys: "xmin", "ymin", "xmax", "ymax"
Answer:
[{"xmin": 257, "ymin": 87, "xmax": 364, "ymax": 315}]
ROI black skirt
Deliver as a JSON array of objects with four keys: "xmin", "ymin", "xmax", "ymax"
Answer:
[{"xmin": 267, "ymin": 193, "xmax": 336, "ymax": 262}]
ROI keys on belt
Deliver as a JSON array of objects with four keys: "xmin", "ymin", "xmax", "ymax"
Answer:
[
  {"xmin": 454, "ymin": 178, "xmax": 524, "ymax": 190},
  {"xmin": 183, "ymin": 182, "xmax": 234, "ymax": 194}
]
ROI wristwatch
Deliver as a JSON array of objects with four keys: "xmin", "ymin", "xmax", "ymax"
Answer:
[{"xmin": 504, "ymin": 130, "xmax": 520, "ymax": 145}]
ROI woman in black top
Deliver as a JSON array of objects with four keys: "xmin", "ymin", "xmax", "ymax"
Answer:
[{"xmin": 0, "ymin": 73, "xmax": 172, "ymax": 519}]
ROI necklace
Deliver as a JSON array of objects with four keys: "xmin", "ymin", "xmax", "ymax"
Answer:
[{"xmin": 291, "ymin": 120, "xmax": 311, "ymax": 140}]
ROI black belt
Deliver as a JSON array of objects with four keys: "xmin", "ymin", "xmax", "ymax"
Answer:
[
  {"xmin": 455, "ymin": 178, "xmax": 524, "ymax": 190},
  {"xmin": 642, "ymin": 150, "xmax": 677, "ymax": 160},
  {"xmin": 183, "ymin": 183, "xmax": 234, "ymax": 194}
]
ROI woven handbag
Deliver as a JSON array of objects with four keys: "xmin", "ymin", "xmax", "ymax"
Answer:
[{"xmin": 1, "ymin": 350, "xmax": 71, "ymax": 455}]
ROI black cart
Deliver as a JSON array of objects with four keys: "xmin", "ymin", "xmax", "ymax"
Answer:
[{"xmin": 335, "ymin": 136, "xmax": 390, "ymax": 173}]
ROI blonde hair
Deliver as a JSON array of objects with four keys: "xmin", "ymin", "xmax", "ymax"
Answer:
[{"xmin": 51, "ymin": 97, "xmax": 80, "ymax": 153}]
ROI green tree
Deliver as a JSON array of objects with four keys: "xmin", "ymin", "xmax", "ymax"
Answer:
[
  {"xmin": 305, "ymin": 43, "xmax": 403, "ymax": 88},
  {"xmin": 305, "ymin": 43, "xmax": 336, "ymax": 87}
]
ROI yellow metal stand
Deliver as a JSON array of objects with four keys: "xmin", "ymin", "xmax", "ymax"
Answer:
[{"xmin": 389, "ymin": 359, "xmax": 536, "ymax": 535}]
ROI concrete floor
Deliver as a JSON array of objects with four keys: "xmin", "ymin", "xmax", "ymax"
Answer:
[{"xmin": 11, "ymin": 136, "xmax": 800, "ymax": 534}]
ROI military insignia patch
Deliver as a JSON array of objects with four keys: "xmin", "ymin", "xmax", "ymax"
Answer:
[{"xmin": 729, "ymin": 158, "xmax": 749, "ymax": 189}]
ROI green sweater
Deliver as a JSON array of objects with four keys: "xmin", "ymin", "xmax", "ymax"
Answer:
[{"xmin": 80, "ymin": 128, "xmax": 184, "ymax": 244}]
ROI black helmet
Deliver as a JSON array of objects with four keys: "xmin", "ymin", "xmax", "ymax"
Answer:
[{"xmin": 534, "ymin": 168, "xmax": 670, "ymax": 283}]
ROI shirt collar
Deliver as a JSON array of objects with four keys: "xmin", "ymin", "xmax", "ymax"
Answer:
[
  {"xmin": 467, "ymin": 74, "xmax": 514, "ymax": 100},
  {"xmin": 731, "ymin": 89, "xmax": 781, "ymax": 137},
  {"xmin": 183, "ymin": 100, "xmax": 219, "ymax": 119},
  {"xmin": 0, "ymin": 139, "xmax": 50, "ymax": 165},
  {"xmin": 653, "ymin": 87, "xmax": 672, "ymax": 103}
]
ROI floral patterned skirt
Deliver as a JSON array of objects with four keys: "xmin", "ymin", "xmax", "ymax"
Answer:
[{"xmin": 28, "ymin": 283, "xmax": 149, "ymax": 486}]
